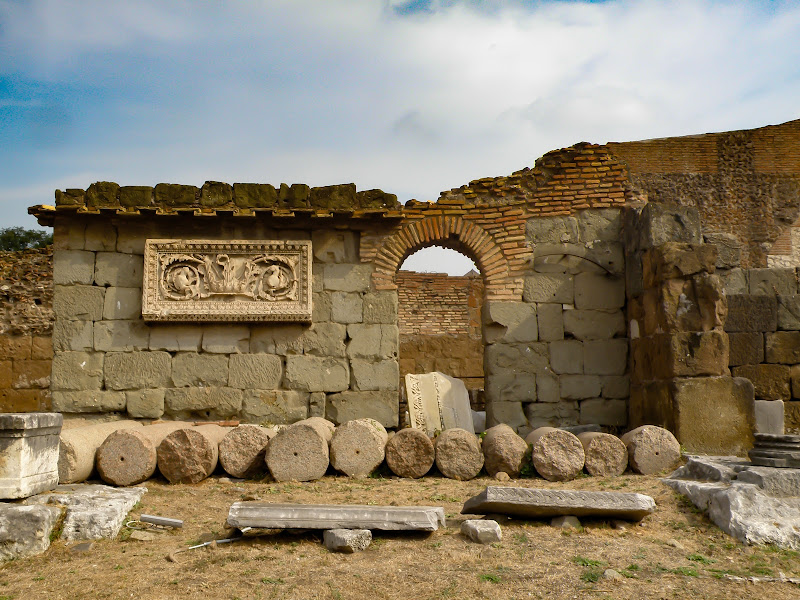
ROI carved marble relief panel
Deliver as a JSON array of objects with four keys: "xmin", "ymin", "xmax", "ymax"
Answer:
[{"xmin": 142, "ymin": 240, "xmax": 312, "ymax": 322}]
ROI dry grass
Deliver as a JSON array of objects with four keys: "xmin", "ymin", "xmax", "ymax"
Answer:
[{"xmin": 1, "ymin": 468, "xmax": 799, "ymax": 600}]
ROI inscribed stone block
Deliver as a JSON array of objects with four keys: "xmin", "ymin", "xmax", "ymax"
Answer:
[
  {"xmin": 347, "ymin": 324, "xmax": 397, "ymax": 359},
  {"xmin": 330, "ymin": 292, "xmax": 363, "ymax": 323},
  {"xmin": 104, "ymin": 351, "xmax": 172, "ymax": 390},
  {"xmin": 148, "ymin": 324, "xmax": 203, "ymax": 351},
  {"xmin": 312, "ymin": 230, "xmax": 358, "ymax": 263},
  {"xmin": 766, "ymin": 331, "xmax": 800, "ymax": 364},
  {"xmin": 482, "ymin": 302, "xmax": 538, "ymax": 343},
  {"xmin": 560, "ymin": 375, "xmax": 602, "ymax": 400},
  {"xmin": 583, "ymin": 339, "xmax": 628, "ymax": 376},
  {"xmin": 725, "ymin": 295, "xmax": 778, "ymax": 333},
  {"xmin": 323, "ymin": 264, "xmax": 372, "ymax": 292},
  {"xmin": 51, "ymin": 390, "xmax": 126, "ymax": 412},
  {"xmin": 325, "ymin": 390, "xmax": 399, "ymax": 427},
  {"xmin": 164, "ymin": 387, "xmax": 242, "ymax": 418},
  {"xmin": 362, "ymin": 292, "xmax": 398, "ymax": 324},
  {"xmin": 126, "ymin": 389, "xmax": 165, "ymax": 419},
  {"xmin": 350, "ymin": 359, "xmax": 399, "ymax": 391},
  {"xmin": 404, "ymin": 372, "xmax": 473, "ymax": 434},
  {"xmin": 302, "ymin": 322, "xmax": 347, "ymax": 357},
  {"xmin": 51, "ymin": 352, "xmax": 103, "ymax": 391},
  {"xmin": 537, "ymin": 303, "xmax": 564, "ymax": 341},
  {"xmin": 549, "ymin": 340, "xmax": 583, "ymax": 374},
  {"xmin": 94, "ymin": 252, "xmax": 143, "ymax": 287},
  {"xmin": 241, "ymin": 389, "xmax": 309, "ymax": 424},
  {"xmin": 53, "ymin": 250, "xmax": 95, "ymax": 285},
  {"xmin": 201, "ymin": 325, "xmax": 250, "ymax": 353},
  {"xmin": 579, "ymin": 398, "xmax": 627, "ymax": 427},
  {"xmin": 228, "ymin": 354, "xmax": 283, "ymax": 389},
  {"xmin": 93, "ymin": 320, "xmax": 150, "ymax": 351},
  {"xmin": 53, "ymin": 285, "xmax": 105, "ymax": 321},
  {"xmin": 562, "ymin": 309, "xmax": 625, "ymax": 341},
  {"xmin": 526, "ymin": 216, "xmax": 579, "ymax": 244},
  {"xmin": 573, "ymin": 273, "xmax": 625, "ymax": 310},
  {"xmin": 171, "ymin": 353, "xmax": 229, "ymax": 387},
  {"xmin": 523, "ymin": 273, "xmax": 574, "ymax": 304},
  {"xmin": 284, "ymin": 356, "xmax": 349, "ymax": 392},
  {"xmin": 102, "ymin": 287, "xmax": 142, "ymax": 320},
  {"xmin": 732, "ymin": 364, "xmax": 791, "ymax": 400},
  {"xmin": 728, "ymin": 332, "xmax": 764, "ymax": 366},
  {"xmin": 83, "ymin": 221, "xmax": 116, "ymax": 251},
  {"xmin": 748, "ymin": 268, "xmax": 797, "ymax": 296}
]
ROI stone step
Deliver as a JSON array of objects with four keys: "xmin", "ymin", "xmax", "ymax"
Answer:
[
  {"xmin": 461, "ymin": 486, "xmax": 656, "ymax": 521},
  {"xmin": 227, "ymin": 502, "xmax": 445, "ymax": 531}
]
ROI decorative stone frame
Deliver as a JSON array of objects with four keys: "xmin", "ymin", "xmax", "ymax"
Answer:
[{"xmin": 142, "ymin": 239, "xmax": 312, "ymax": 322}]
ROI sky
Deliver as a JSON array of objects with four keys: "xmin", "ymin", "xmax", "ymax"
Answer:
[{"xmin": 1, "ymin": 0, "xmax": 799, "ymax": 275}]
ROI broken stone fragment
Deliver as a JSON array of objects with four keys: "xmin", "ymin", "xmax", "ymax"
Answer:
[
  {"xmin": 461, "ymin": 519, "xmax": 501, "ymax": 544},
  {"xmin": 323, "ymin": 528, "xmax": 372, "ymax": 552}
]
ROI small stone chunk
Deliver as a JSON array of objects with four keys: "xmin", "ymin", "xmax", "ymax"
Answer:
[
  {"xmin": 218, "ymin": 425, "xmax": 275, "ymax": 479},
  {"xmin": 494, "ymin": 471, "xmax": 510, "ymax": 482},
  {"xmin": 385, "ymin": 428, "xmax": 434, "ymax": 479},
  {"xmin": 461, "ymin": 519, "xmax": 502, "ymax": 544},
  {"xmin": 329, "ymin": 418, "xmax": 388, "ymax": 478},
  {"xmin": 435, "ymin": 428, "xmax": 484, "ymax": 481},
  {"xmin": 551, "ymin": 515, "xmax": 581, "ymax": 529},
  {"xmin": 265, "ymin": 418, "xmax": 334, "ymax": 482},
  {"xmin": 577, "ymin": 432, "xmax": 628, "ymax": 477},
  {"xmin": 526, "ymin": 427, "xmax": 585, "ymax": 482},
  {"xmin": 602, "ymin": 569, "xmax": 624, "ymax": 581},
  {"xmin": 620, "ymin": 425, "xmax": 681, "ymax": 475},
  {"xmin": 323, "ymin": 528, "xmax": 372, "ymax": 553},
  {"xmin": 482, "ymin": 424, "xmax": 528, "ymax": 478}
]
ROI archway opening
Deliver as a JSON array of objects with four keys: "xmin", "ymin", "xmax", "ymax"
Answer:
[{"xmin": 396, "ymin": 246, "xmax": 485, "ymax": 425}]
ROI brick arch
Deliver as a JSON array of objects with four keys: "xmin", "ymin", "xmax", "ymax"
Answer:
[{"xmin": 372, "ymin": 215, "xmax": 511, "ymax": 297}]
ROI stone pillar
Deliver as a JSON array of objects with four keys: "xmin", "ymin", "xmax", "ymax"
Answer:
[
  {"xmin": 625, "ymin": 204, "xmax": 755, "ymax": 454},
  {"xmin": 0, "ymin": 413, "xmax": 62, "ymax": 499}
]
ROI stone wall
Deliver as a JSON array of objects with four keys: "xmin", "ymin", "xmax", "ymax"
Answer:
[{"xmin": 0, "ymin": 249, "xmax": 53, "ymax": 412}]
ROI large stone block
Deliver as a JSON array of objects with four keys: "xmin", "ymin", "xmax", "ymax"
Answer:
[
  {"xmin": 483, "ymin": 302, "xmax": 538, "ymax": 343},
  {"xmin": 486, "ymin": 400, "xmax": 528, "ymax": 431},
  {"xmin": 149, "ymin": 324, "xmax": 203, "ymax": 351},
  {"xmin": 102, "ymin": 287, "xmax": 142, "ymax": 320},
  {"xmin": 53, "ymin": 285, "xmax": 105, "ymax": 321},
  {"xmin": 0, "ymin": 413, "xmax": 62, "ymax": 499},
  {"xmin": 579, "ymin": 398, "xmax": 627, "ymax": 427},
  {"xmin": 645, "ymin": 274, "xmax": 726, "ymax": 334},
  {"xmin": 362, "ymin": 291, "xmax": 398, "ymax": 324},
  {"xmin": 634, "ymin": 332, "xmax": 728, "ymax": 379},
  {"xmin": 94, "ymin": 252, "xmax": 143, "ymax": 287},
  {"xmin": 731, "ymin": 364, "xmax": 790, "ymax": 400},
  {"xmin": 312, "ymin": 291, "xmax": 332, "ymax": 322},
  {"xmin": 12, "ymin": 360, "xmax": 50, "ymax": 389},
  {"xmin": 51, "ymin": 390, "xmax": 126, "ymax": 412},
  {"xmin": 485, "ymin": 373, "xmax": 536, "ymax": 403},
  {"xmin": 728, "ymin": 332, "xmax": 764, "ymax": 366},
  {"xmin": 330, "ymin": 292, "xmax": 363, "ymax": 323},
  {"xmin": 126, "ymin": 389, "xmax": 165, "ymax": 419},
  {"xmin": 560, "ymin": 375, "xmax": 602, "ymax": 400},
  {"xmin": 118, "ymin": 186, "xmax": 153, "ymax": 209},
  {"xmin": 241, "ymin": 389, "xmax": 309, "ymax": 424},
  {"xmin": 585, "ymin": 241, "xmax": 625, "ymax": 275},
  {"xmin": 526, "ymin": 215, "xmax": 579, "ymax": 244},
  {"xmin": 115, "ymin": 222, "xmax": 153, "ymax": 254},
  {"xmin": 53, "ymin": 218, "xmax": 85, "ymax": 250},
  {"xmin": 583, "ymin": 339, "xmax": 628, "ymax": 376},
  {"xmin": 754, "ymin": 399, "xmax": 784, "ymax": 435},
  {"xmin": 573, "ymin": 273, "xmax": 625, "ymax": 310},
  {"xmin": 635, "ymin": 203, "xmax": 701, "ymax": 249},
  {"xmin": 703, "ymin": 232, "xmax": 742, "ymax": 268},
  {"xmin": 523, "ymin": 401, "xmax": 579, "ymax": 429},
  {"xmin": 83, "ymin": 221, "xmax": 116, "ymax": 251},
  {"xmin": 164, "ymin": 387, "xmax": 243, "ymax": 418},
  {"xmin": 777, "ymin": 295, "xmax": 800, "ymax": 330},
  {"xmin": 536, "ymin": 371, "xmax": 559, "ymax": 403},
  {"xmin": 104, "ymin": 351, "xmax": 171, "ymax": 390},
  {"xmin": 577, "ymin": 208, "xmax": 621, "ymax": 242},
  {"xmin": 301, "ymin": 322, "xmax": 347, "ymax": 357},
  {"xmin": 549, "ymin": 340, "xmax": 583, "ymax": 374},
  {"xmin": 53, "ymin": 250, "xmax": 95, "ymax": 285},
  {"xmin": 786, "ymin": 401, "xmax": 800, "ymax": 432},
  {"xmin": 31, "ymin": 337, "xmax": 52, "ymax": 361},
  {"xmin": 720, "ymin": 268, "xmax": 747, "ymax": 295},
  {"xmin": 562, "ymin": 309, "xmax": 625, "ymax": 341},
  {"xmin": 0, "ymin": 336, "xmax": 31, "ymax": 360},
  {"xmin": 766, "ymin": 331, "xmax": 800, "ymax": 364},
  {"xmin": 350, "ymin": 359, "xmax": 399, "ymax": 391},
  {"xmin": 485, "ymin": 342, "xmax": 549, "ymax": 376},
  {"xmin": 201, "ymin": 325, "xmax": 250, "ymax": 353},
  {"xmin": 725, "ymin": 294, "xmax": 777, "ymax": 332},
  {"xmin": 748, "ymin": 268, "xmax": 797, "ymax": 296},
  {"xmin": 0, "ymin": 389, "xmax": 50, "ymax": 413},
  {"xmin": 601, "ymin": 375, "xmax": 629, "ymax": 398},
  {"xmin": 642, "ymin": 242, "xmax": 717, "ymax": 286},
  {"xmin": 792, "ymin": 365, "xmax": 800, "ymax": 399},
  {"xmin": 86, "ymin": 181, "xmax": 120, "ymax": 207},
  {"xmin": 323, "ymin": 264, "xmax": 372, "ymax": 292},
  {"xmin": 537, "ymin": 303, "xmax": 564, "ymax": 341},
  {"xmin": 154, "ymin": 183, "xmax": 197, "ymax": 206},
  {"xmin": 171, "ymin": 353, "xmax": 229, "ymax": 387},
  {"xmin": 325, "ymin": 390, "xmax": 399, "ymax": 427},
  {"xmin": 0, "ymin": 505, "xmax": 61, "ymax": 558},
  {"xmin": 284, "ymin": 356, "xmax": 349, "ymax": 392},
  {"xmin": 200, "ymin": 181, "xmax": 232, "ymax": 207},
  {"xmin": 312, "ymin": 230, "xmax": 358, "ymax": 263},
  {"xmin": 233, "ymin": 183, "xmax": 278, "ymax": 208},
  {"xmin": 93, "ymin": 320, "xmax": 150, "ymax": 351},
  {"xmin": 250, "ymin": 324, "xmax": 305, "ymax": 355},
  {"xmin": 51, "ymin": 351, "xmax": 103, "ymax": 391},
  {"xmin": 523, "ymin": 273, "xmax": 574, "ymax": 304},
  {"xmin": 228, "ymin": 354, "xmax": 283, "ymax": 389},
  {"xmin": 347, "ymin": 324, "xmax": 397, "ymax": 358}
]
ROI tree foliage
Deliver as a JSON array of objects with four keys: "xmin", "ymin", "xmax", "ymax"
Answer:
[{"xmin": 0, "ymin": 227, "xmax": 53, "ymax": 251}]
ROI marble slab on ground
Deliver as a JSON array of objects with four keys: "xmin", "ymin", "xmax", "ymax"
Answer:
[
  {"xmin": 664, "ymin": 455, "xmax": 800, "ymax": 549},
  {"xmin": 25, "ymin": 484, "xmax": 147, "ymax": 540},
  {"xmin": 405, "ymin": 372, "xmax": 474, "ymax": 436},
  {"xmin": 227, "ymin": 502, "xmax": 445, "ymax": 531},
  {"xmin": 0, "ymin": 413, "xmax": 62, "ymax": 499},
  {"xmin": 461, "ymin": 486, "xmax": 656, "ymax": 521}
]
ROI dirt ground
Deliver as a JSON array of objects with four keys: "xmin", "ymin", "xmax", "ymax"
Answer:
[{"xmin": 1, "ymin": 465, "xmax": 799, "ymax": 600}]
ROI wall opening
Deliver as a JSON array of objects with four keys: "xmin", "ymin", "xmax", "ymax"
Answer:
[{"xmin": 396, "ymin": 246, "xmax": 485, "ymax": 425}]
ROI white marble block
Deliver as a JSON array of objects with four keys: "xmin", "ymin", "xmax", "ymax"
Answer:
[{"xmin": 0, "ymin": 413, "xmax": 63, "ymax": 499}]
